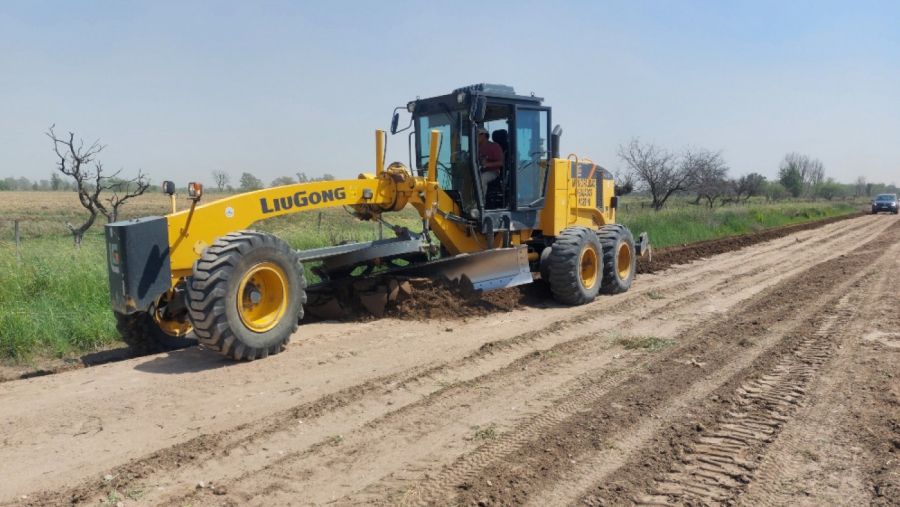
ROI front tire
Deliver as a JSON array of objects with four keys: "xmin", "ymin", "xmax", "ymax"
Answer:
[
  {"xmin": 546, "ymin": 226, "xmax": 603, "ymax": 305},
  {"xmin": 115, "ymin": 300, "xmax": 198, "ymax": 353},
  {"xmin": 187, "ymin": 231, "xmax": 306, "ymax": 360},
  {"xmin": 596, "ymin": 224, "xmax": 636, "ymax": 294}
]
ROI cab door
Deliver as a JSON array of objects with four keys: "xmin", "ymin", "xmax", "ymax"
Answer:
[{"xmin": 511, "ymin": 106, "xmax": 550, "ymax": 211}]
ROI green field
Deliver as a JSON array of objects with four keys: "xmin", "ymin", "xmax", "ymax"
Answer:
[{"xmin": 0, "ymin": 191, "xmax": 864, "ymax": 362}]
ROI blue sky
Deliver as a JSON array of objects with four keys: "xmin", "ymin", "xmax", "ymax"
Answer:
[{"xmin": 1, "ymin": 0, "xmax": 898, "ymax": 187}]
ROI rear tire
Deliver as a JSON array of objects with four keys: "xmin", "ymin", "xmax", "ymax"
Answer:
[
  {"xmin": 596, "ymin": 224, "xmax": 636, "ymax": 294},
  {"xmin": 187, "ymin": 231, "xmax": 306, "ymax": 360},
  {"xmin": 114, "ymin": 308, "xmax": 197, "ymax": 353},
  {"xmin": 546, "ymin": 226, "xmax": 602, "ymax": 305}
]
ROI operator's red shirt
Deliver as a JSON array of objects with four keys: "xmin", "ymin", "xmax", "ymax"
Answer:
[{"xmin": 478, "ymin": 141, "xmax": 504, "ymax": 174}]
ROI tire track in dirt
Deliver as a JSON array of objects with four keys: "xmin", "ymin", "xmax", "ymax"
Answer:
[
  {"xmin": 149, "ymin": 217, "xmax": 892, "ymax": 504},
  {"xmin": 634, "ymin": 292, "xmax": 862, "ymax": 505},
  {"xmin": 326, "ymin": 219, "xmax": 888, "ymax": 507},
  {"xmin": 444, "ymin": 220, "xmax": 900, "ymax": 507},
  {"xmin": 562, "ymin": 220, "xmax": 900, "ymax": 507},
  {"xmin": 515, "ymin": 264, "xmax": 875, "ymax": 507},
  {"xmin": 0, "ymin": 215, "xmax": 891, "ymax": 507},
  {"xmin": 735, "ymin": 250, "xmax": 900, "ymax": 506}
]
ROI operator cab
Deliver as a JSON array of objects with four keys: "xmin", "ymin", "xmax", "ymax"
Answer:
[{"xmin": 395, "ymin": 84, "xmax": 552, "ymax": 237}]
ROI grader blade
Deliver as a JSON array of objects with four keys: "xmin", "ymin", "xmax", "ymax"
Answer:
[{"xmin": 396, "ymin": 245, "xmax": 532, "ymax": 291}]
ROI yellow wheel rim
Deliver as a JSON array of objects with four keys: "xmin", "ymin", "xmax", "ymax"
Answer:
[
  {"xmin": 579, "ymin": 245, "xmax": 599, "ymax": 290},
  {"xmin": 154, "ymin": 290, "xmax": 192, "ymax": 337},
  {"xmin": 237, "ymin": 262, "xmax": 289, "ymax": 333},
  {"xmin": 616, "ymin": 241, "xmax": 633, "ymax": 281}
]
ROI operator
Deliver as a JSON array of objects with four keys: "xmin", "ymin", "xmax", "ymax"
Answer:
[{"xmin": 476, "ymin": 125, "xmax": 504, "ymax": 194}]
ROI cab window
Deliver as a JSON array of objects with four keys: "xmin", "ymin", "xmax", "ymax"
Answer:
[{"xmin": 515, "ymin": 109, "xmax": 548, "ymax": 208}]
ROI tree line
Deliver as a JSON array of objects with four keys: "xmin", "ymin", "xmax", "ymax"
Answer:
[
  {"xmin": 616, "ymin": 138, "xmax": 897, "ymax": 210},
  {"xmin": 209, "ymin": 171, "xmax": 336, "ymax": 192},
  {"xmin": 0, "ymin": 170, "xmax": 339, "ymax": 193}
]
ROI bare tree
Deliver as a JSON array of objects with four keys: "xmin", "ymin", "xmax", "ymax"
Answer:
[
  {"xmin": 685, "ymin": 148, "xmax": 729, "ymax": 208},
  {"xmin": 803, "ymin": 158, "xmax": 825, "ymax": 198},
  {"xmin": 854, "ymin": 176, "xmax": 867, "ymax": 198},
  {"xmin": 617, "ymin": 138, "xmax": 692, "ymax": 211},
  {"xmin": 781, "ymin": 152, "xmax": 825, "ymax": 198},
  {"xmin": 97, "ymin": 169, "xmax": 151, "ymax": 222},
  {"xmin": 614, "ymin": 171, "xmax": 634, "ymax": 196},
  {"xmin": 48, "ymin": 126, "xmax": 107, "ymax": 247},
  {"xmin": 731, "ymin": 173, "xmax": 766, "ymax": 202},
  {"xmin": 211, "ymin": 170, "xmax": 231, "ymax": 192},
  {"xmin": 48, "ymin": 126, "xmax": 150, "ymax": 246}
]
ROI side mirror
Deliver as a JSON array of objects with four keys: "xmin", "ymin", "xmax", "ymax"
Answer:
[
  {"xmin": 390, "ymin": 112, "xmax": 400, "ymax": 135},
  {"xmin": 162, "ymin": 181, "xmax": 176, "ymax": 196}
]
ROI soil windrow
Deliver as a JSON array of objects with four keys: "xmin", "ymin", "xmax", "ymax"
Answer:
[{"xmin": 311, "ymin": 212, "xmax": 865, "ymax": 323}]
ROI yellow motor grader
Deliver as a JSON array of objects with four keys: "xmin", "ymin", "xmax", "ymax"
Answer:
[{"xmin": 106, "ymin": 84, "xmax": 650, "ymax": 359}]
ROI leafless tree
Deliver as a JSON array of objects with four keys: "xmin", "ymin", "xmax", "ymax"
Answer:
[
  {"xmin": 782, "ymin": 152, "xmax": 825, "ymax": 198},
  {"xmin": 211, "ymin": 170, "xmax": 231, "ymax": 192},
  {"xmin": 854, "ymin": 176, "xmax": 867, "ymax": 197},
  {"xmin": 803, "ymin": 158, "xmax": 825, "ymax": 197},
  {"xmin": 685, "ymin": 147, "xmax": 729, "ymax": 208},
  {"xmin": 48, "ymin": 125, "xmax": 150, "ymax": 246},
  {"xmin": 730, "ymin": 173, "xmax": 766, "ymax": 202},
  {"xmin": 614, "ymin": 171, "xmax": 634, "ymax": 196},
  {"xmin": 617, "ymin": 138, "xmax": 693, "ymax": 211},
  {"xmin": 97, "ymin": 169, "xmax": 151, "ymax": 222}
]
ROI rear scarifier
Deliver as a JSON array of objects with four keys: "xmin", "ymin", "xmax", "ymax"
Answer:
[
  {"xmin": 596, "ymin": 224, "xmax": 636, "ymax": 294},
  {"xmin": 187, "ymin": 231, "xmax": 307, "ymax": 360}
]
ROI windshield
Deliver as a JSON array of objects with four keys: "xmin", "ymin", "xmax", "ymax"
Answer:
[
  {"xmin": 416, "ymin": 110, "xmax": 476, "ymax": 211},
  {"xmin": 875, "ymin": 194, "xmax": 896, "ymax": 201}
]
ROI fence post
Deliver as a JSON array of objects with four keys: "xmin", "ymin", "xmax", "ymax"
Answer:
[
  {"xmin": 15, "ymin": 220, "xmax": 21, "ymax": 261},
  {"xmin": 317, "ymin": 212, "xmax": 323, "ymax": 231},
  {"xmin": 378, "ymin": 221, "xmax": 383, "ymax": 240}
]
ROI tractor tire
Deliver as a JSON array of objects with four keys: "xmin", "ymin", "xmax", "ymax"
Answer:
[
  {"xmin": 546, "ymin": 226, "xmax": 603, "ymax": 305},
  {"xmin": 187, "ymin": 231, "xmax": 307, "ymax": 361},
  {"xmin": 538, "ymin": 247, "xmax": 552, "ymax": 282},
  {"xmin": 114, "ymin": 308, "xmax": 198, "ymax": 353},
  {"xmin": 596, "ymin": 224, "xmax": 636, "ymax": 295}
]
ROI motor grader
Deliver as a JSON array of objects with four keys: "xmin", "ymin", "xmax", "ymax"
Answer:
[{"xmin": 106, "ymin": 84, "xmax": 650, "ymax": 359}]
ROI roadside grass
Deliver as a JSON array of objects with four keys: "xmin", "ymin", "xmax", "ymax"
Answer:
[
  {"xmin": 617, "ymin": 200, "xmax": 859, "ymax": 249},
  {"xmin": 0, "ymin": 238, "xmax": 118, "ymax": 361},
  {"xmin": 0, "ymin": 205, "xmax": 424, "ymax": 362},
  {"xmin": 0, "ymin": 192, "xmax": 863, "ymax": 362}
]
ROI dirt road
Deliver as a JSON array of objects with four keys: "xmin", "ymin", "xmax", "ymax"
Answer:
[{"xmin": 2, "ymin": 214, "xmax": 899, "ymax": 507}]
